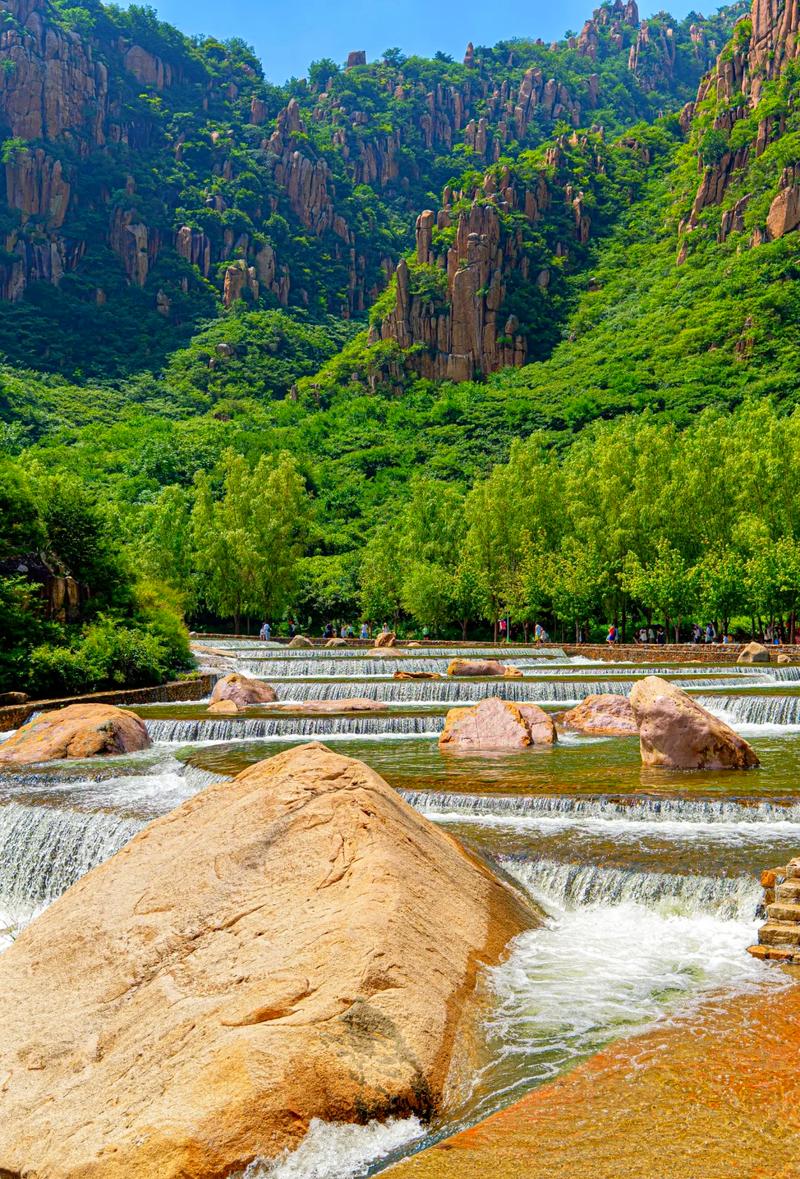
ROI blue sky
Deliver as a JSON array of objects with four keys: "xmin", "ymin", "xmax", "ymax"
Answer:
[{"xmin": 146, "ymin": 0, "xmax": 702, "ymax": 83}]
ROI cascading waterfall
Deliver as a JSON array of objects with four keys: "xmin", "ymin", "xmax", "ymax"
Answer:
[
  {"xmin": 700, "ymin": 693, "xmax": 800, "ymax": 727},
  {"xmin": 501, "ymin": 857, "xmax": 762, "ymax": 920},
  {"xmin": 271, "ymin": 679, "xmax": 625, "ymax": 704},
  {"xmin": 402, "ymin": 790, "xmax": 800, "ymax": 825},
  {"xmin": 0, "ymin": 802, "xmax": 144, "ymax": 906},
  {"xmin": 145, "ymin": 714, "xmax": 443, "ymax": 743},
  {"xmin": 235, "ymin": 657, "xmax": 547, "ymax": 678}
]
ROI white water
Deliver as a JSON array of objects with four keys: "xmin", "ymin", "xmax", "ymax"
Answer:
[
  {"xmin": 145, "ymin": 716, "xmax": 443, "ymax": 744},
  {"xmin": 502, "ymin": 858, "xmax": 762, "ymax": 918},
  {"xmin": 475, "ymin": 890, "xmax": 780, "ymax": 1113},
  {"xmin": 245, "ymin": 1118, "xmax": 425, "ymax": 1179},
  {"xmin": 701, "ymin": 693, "xmax": 800, "ymax": 730},
  {"xmin": 407, "ymin": 790, "xmax": 800, "ymax": 845},
  {"xmin": 0, "ymin": 802, "xmax": 144, "ymax": 905}
]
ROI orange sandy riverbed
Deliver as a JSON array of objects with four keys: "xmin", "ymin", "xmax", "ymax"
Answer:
[{"xmin": 389, "ymin": 976, "xmax": 800, "ymax": 1179}]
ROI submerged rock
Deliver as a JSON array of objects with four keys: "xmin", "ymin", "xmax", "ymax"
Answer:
[
  {"xmin": 440, "ymin": 697, "xmax": 557, "ymax": 751},
  {"xmin": 737, "ymin": 641, "xmax": 771, "ymax": 665},
  {"xmin": 559, "ymin": 695, "xmax": 638, "ymax": 737},
  {"xmin": 207, "ymin": 698, "xmax": 239, "ymax": 715},
  {"xmin": 447, "ymin": 658, "xmax": 511, "ymax": 677},
  {"xmin": 394, "ymin": 671, "xmax": 442, "ymax": 681},
  {"xmin": 629, "ymin": 675, "xmax": 759, "ymax": 769},
  {"xmin": 210, "ymin": 672, "xmax": 277, "ymax": 707},
  {"xmin": 0, "ymin": 703, "xmax": 150, "ymax": 765},
  {"xmin": 0, "ymin": 742, "xmax": 536, "ymax": 1177},
  {"xmin": 274, "ymin": 698, "xmax": 385, "ymax": 713}
]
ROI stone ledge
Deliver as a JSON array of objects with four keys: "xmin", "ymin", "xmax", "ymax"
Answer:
[{"xmin": 0, "ymin": 676, "xmax": 213, "ymax": 733}]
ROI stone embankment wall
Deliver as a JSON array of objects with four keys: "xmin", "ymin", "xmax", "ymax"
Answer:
[{"xmin": 0, "ymin": 676, "xmax": 213, "ymax": 732}]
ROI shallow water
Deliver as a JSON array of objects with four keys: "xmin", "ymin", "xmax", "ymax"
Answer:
[{"xmin": 2, "ymin": 640, "xmax": 798, "ymax": 1174}]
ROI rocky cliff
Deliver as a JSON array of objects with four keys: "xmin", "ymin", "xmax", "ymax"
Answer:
[
  {"xmin": 0, "ymin": 0, "xmax": 732, "ymax": 355},
  {"xmin": 370, "ymin": 131, "xmax": 645, "ymax": 380},
  {"xmin": 680, "ymin": 0, "xmax": 800, "ymax": 251}
]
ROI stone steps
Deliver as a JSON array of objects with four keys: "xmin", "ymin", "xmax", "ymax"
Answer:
[
  {"xmin": 766, "ymin": 902, "xmax": 800, "ymax": 923},
  {"xmin": 749, "ymin": 860, "xmax": 800, "ymax": 963},
  {"xmin": 756, "ymin": 920, "xmax": 800, "ymax": 948}
]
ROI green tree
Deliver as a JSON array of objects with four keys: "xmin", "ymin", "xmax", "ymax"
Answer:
[{"xmin": 192, "ymin": 450, "xmax": 308, "ymax": 631}]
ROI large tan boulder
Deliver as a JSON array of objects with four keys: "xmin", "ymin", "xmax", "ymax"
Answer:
[
  {"xmin": 447, "ymin": 658, "xmax": 509, "ymax": 677},
  {"xmin": 440, "ymin": 697, "xmax": 557, "ymax": 752},
  {"xmin": 210, "ymin": 673, "xmax": 277, "ymax": 707},
  {"xmin": 288, "ymin": 634, "xmax": 313, "ymax": 648},
  {"xmin": 0, "ymin": 743, "xmax": 536, "ymax": 1178},
  {"xmin": 325, "ymin": 637, "xmax": 348, "ymax": 647},
  {"xmin": 738, "ymin": 642, "xmax": 771, "ymax": 665},
  {"xmin": 274, "ymin": 698, "xmax": 385, "ymax": 713},
  {"xmin": 0, "ymin": 704, "xmax": 150, "ymax": 765},
  {"xmin": 374, "ymin": 630, "xmax": 397, "ymax": 648},
  {"xmin": 629, "ymin": 676, "xmax": 759, "ymax": 770},
  {"xmin": 559, "ymin": 695, "xmax": 638, "ymax": 737},
  {"xmin": 777, "ymin": 653, "xmax": 792, "ymax": 665}
]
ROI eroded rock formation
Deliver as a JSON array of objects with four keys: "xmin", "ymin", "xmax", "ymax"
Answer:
[
  {"xmin": 0, "ymin": 742, "xmax": 536, "ymax": 1176},
  {"xmin": 681, "ymin": 0, "xmax": 800, "ymax": 247}
]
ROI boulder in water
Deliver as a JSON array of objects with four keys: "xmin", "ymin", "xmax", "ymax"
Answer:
[
  {"xmin": 288, "ymin": 634, "xmax": 314, "ymax": 648},
  {"xmin": 447, "ymin": 658, "xmax": 508, "ymax": 677},
  {"xmin": 274, "ymin": 698, "xmax": 384, "ymax": 713},
  {"xmin": 440, "ymin": 697, "xmax": 557, "ymax": 751},
  {"xmin": 629, "ymin": 675, "xmax": 759, "ymax": 770},
  {"xmin": 0, "ymin": 691, "xmax": 27, "ymax": 706},
  {"xmin": 738, "ymin": 642, "xmax": 771, "ymax": 665},
  {"xmin": 777, "ymin": 653, "xmax": 792, "ymax": 665},
  {"xmin": 0, "ymin": 743, "xmax": 536, "ymax": 1176},
  {"xmin": 0, "ymin": 704, "xmax": 150, "ymax": 765},
  {"xmin": 325, "ymin": 637, "xmax": 348, "ymax": 647},
  {"xmin": 208, "ymin": 698, "xmax": 240, "ymax": 715},
  {"xmin": 559, "ymin": 695, "xmax": 638, "ymax": 737},
  {"xmin": 210, "ymin": 673, "xmax": 277, "ymax": 707},
  {"xmin": 374, "ymin": 630, "xmax": 397, "ymax": 648},
  {"xmin": 394, "ymin": 671, "xmax": 442, "ymax": 681}
]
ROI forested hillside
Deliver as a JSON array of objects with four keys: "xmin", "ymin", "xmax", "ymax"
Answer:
[{"xmin": 2, "ymin": 0, "xmax": 800, "ymax": 691}]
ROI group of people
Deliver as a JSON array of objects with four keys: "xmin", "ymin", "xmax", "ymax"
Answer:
[{"xmin": 258, "ymin": 620, "xmax": 398, "ymax": 642}]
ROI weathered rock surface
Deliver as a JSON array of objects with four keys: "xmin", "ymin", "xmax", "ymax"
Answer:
[
  {"xmin": 207, "ymin": 699, "xmax": 240, "ymax": 715},
  {"xmin": 210, "ymin": 673, "xmax": 277, "ymax": 707},
  {"xmin": 737, "ymin": 641, "xmax": 771, "ymax": 665},
  {"xmin": 629, "ymin": 675, "xmax": 759, "ymax": 769},
  {"xmin": 394, "ymin": 671, "xmax": 443, "ymax": 681},
  {"xmin": 374, "ymin": 630, "xmax": 397, "ymax": 648},
  {"xmin": 274, "ymin": 698, "xmax": 385, "ymax": 713},
  {"xmin": 0, "ymin": 703, "xmax": 150, "ymax": 764},
  {"xmin": 0, "ymin": 742, "xmax": 536, "ymax": 1177},
  {"xmin": 288, "ymin": 635, "xmax": 314, "ymax": 648},
  {"xmin": 447, "ymin": 659, "xmax": 511, "ymax": 677},
  {"xmin": 559, "ymin": 694, "xmax": 638, "ymax": 736},
  {"xmin": 440, "ymin": 697, "xmax": 557, "ymax": 751},
  {"xmin": 325, "ymin": 637, "xmax": 348, "ymax": 647}
]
